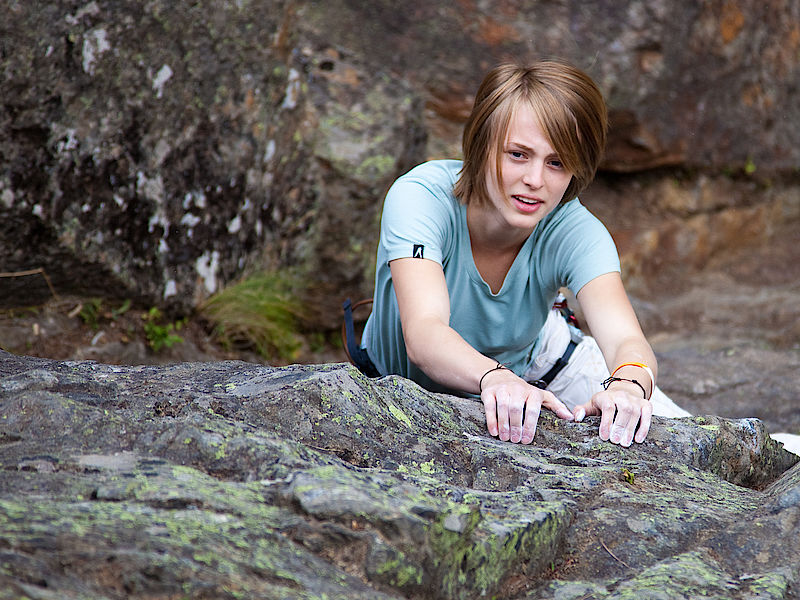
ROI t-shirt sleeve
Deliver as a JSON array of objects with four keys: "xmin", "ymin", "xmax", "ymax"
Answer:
[
  {"xmin": 541, "ymin": 200, "xmax": 621, "ymax": 295},
  {"xmin": 379, "ymin": 171, "xmax": 456, "ymax": 266}
]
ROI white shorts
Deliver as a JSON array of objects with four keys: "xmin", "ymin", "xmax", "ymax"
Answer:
[{"xmin": 521, "ymin": 307, "xmax": 691, "ymax": 418}]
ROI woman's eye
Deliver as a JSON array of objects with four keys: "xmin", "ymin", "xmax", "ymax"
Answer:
[
  {"xmin": 548, "ymin": 159, "xmax": 563, "ymax": 169},
  {"xmin": 509, "ymin": 151, "xmax": 525, "ymax": 159}
]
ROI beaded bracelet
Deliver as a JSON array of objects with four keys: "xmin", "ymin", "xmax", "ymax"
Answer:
[
  {"xmin": 478, "ymin": 362, "xmax": 510, "ymax": 393},
  {"xmin": 601, "ymin": 376, "xmax": 648, "ymax": 400}
]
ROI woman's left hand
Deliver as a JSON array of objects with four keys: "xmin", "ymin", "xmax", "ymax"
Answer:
[
  {"xmin": 574, "ymin": 272, "xmax": 658, "ymax": 447},
  {"xmin": 572, "ymin": 381, "xmax": 653, "ymax": 446}
]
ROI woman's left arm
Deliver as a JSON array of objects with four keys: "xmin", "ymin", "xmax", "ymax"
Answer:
[{"xmin": 575, "ymin": 271, "xmax": 657, "ymax": 446}]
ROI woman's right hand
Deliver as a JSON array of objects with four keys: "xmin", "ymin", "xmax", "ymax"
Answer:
[{"xmin": 479, "ymin": 367, "xmax": 574, "ymax": 444}]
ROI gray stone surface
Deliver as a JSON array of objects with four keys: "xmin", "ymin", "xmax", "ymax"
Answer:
[
  {"xmin": 1, "ymin": 1, "xmax": 425, "ymax": 318},
  {"xmin": 1, "ymin": 351, "xmax": 798, "ymax": 598}
]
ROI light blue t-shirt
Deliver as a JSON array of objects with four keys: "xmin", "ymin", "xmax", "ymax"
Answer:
[{"xmin": 363, "ymin": 159, "xmax": 620, "ymax": 394}]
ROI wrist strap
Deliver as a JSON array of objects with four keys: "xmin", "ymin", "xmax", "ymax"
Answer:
[
  {"xmin": 601, "ymin": 376, "xmax": 648, "ymax": 400},
  {"xmin": 479, "ymin": 362, "xmax": 509, "ymax": 393}
]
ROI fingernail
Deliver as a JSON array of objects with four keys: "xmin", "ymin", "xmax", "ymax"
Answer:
[{"xmin": 575, "ymin": 408, "xmax": 585, "ymax": 422}]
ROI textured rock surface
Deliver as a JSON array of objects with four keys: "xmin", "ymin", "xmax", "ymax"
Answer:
[
  {"xmin": 1, "ymin": 1, "xmax": 425, "ymax": 319},
  {"xmin": 2, "ymin": 1, "xmax": 799, "ymax": 325},
  {"xmin": 300, "ymin": 0, "xmax": 800, "ymax": 172},
  {"xmin": 1, "ymin": 350, "xmax": 799, "ymax": 599}
]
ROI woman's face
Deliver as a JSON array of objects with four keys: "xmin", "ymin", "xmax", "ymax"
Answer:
[{"xmin": 483, "ymin": 104, "xmax": 573, "ymax": 234}]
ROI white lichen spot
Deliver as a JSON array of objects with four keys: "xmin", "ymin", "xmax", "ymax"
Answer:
[
  {"xmin": 181, "ymin": 213, "xmax": 201, "ymax": 228},
  {"xmin": 136, "ymin": 171, "xmax": 166, "ymax": 204},
  {"xmin": 264, "ymin": 139, "xmax": 276, "ymax": 162},
  {"xmin": 154, "ymin": 137, "xmax": 172, "ymax": 166},
  {"xmin": 45, "ymin": 45, "xmax": 54, "ymax": 57},
  {"xmin": 255, "ymin": 220, "xmax": 263, "ymax": 236},
  {"xmin": 228, "ymin": 215, "xmax": 242, "ymax": 234},
  {"xmin": 163, "ymin": 279, "xmax": 177, "ymax": 299},
  {"xmin": 113, "ymin": 194, "xmax": 125, "ymax": 207},
  {"xmin": 196, "ymin": 251, "xmax": 220, "ymax": 294},
  {"xmin": 65, "ymin": 1, "xmax": 100, "ymax": 25},
  {"xmin": 152, "ymin": 64, "xmax": 173, "ymax": 99},
  {"xmin": 82, "ymin": 203, "xmax": 91, "ymax": 213},
  {"xmin": 158, "ymin": 239, "xmax": 169, "ymax": 253},
  {"xmin": 32, "ymin": 204, "xmax": 44, "ymax": 218},
  {"xmin": 281, "ymin": 68, "xmax": 301, "ymax": 110},
  {"xmin": 57, "ymin": 129, "xmax": 79, "ymax": 153},
  {"xmin": 148, "ymin": 211, "xmax": 169, "ymax": 235},
  {"xmin": 82, "ymin": 28, "xmax": 111, "ymax": 75},
  {"xmin": 2, "ymin": 188, "xmax": 15, "ymax": 209}
]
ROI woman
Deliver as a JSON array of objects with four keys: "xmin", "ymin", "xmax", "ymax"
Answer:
[{"xmin": 357, "ymin": 60, "xmax": 684, "ymax": 448}]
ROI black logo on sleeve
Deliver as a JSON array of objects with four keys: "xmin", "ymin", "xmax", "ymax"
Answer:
[{"xmin": 412, "ymin": 244, "xmax": 424, "ymax": 259}]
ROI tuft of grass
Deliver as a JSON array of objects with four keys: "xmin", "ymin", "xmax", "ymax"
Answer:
[
  {"xmin": 79, "ymin": 298, "xmax": 103, "ymax": 331},
  {"xmin": 143, "ymin": 307, "xmax": 185, "ymax": 352},
  {"xmin": 200, "ymin": 271, "xmax": 306, "ymax": 362}
]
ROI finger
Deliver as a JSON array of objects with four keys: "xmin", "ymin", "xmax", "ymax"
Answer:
[
  {"xmin": 634, "ymin": 401, "xmax": 654, "ymax": 444},
  {"xmin": 481, "ymin": 393, "xmax": 499, "ymax": 437},
  {"xmin": 540, "ymin": 391, "xmax": 574, "ymax": 421},
  {"xmin": 496, "ymin": 391, "xmax": 511, "ymax": 442},
  {"xmin": 596, "ymin": 394, "xmax": 617, "ymax": 441},
  {"xmin": 521, "ymin": 394, "xmax": 542, "ymax": 444},
  {"xmin": 610, "ymin": 402, "xmax": 637, "ymax": 447},
  {"xmin": 572, "ymin": 400, "xmax": 599, "ymax": 423},
  {"xmin": 508, "ymin": 399, "xmax": 524, "ymax": 443}
]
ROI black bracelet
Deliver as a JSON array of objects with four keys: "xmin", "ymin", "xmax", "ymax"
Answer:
[
  {"xmin": 601, "ymin": 376, "xmax": 647, "ymax": 400},
  {"xmin": 479, "ymin": 363, "xmax": 509, "ymax": 393}
]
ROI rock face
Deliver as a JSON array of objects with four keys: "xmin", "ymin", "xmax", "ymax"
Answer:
[
  {"xmin": 1, "ymin": 350, "xmax": 799, "ymax": 599},
  {"xmin": 1, "ymin": 1, "xmax": 425, "ymax": 319},
  {"xmin": 2, "ymin": 1, "xmax": 799, "ymax": 325},
  {"xmin": 300, "ymin": 0, "xmax": 800, "ymax": 172}
]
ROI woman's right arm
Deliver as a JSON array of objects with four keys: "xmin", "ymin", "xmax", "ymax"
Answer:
[{"xmin": 390, "ymin": 257, "xmax": 573, "ymax": 443}]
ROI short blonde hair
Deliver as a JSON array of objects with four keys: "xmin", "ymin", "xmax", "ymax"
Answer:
[{"xmin": 453, "ymin": 61, "xmax": 608, "ymax": 206}]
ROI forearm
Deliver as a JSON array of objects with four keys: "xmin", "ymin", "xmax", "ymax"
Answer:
[{"xmin": 403, "ymin": 317, "xmax": 514, "ymax": 394}]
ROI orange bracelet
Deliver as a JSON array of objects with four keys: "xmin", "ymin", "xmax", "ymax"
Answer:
[{"xmin": 611, "ymin": 362, "xmax": 654, "ymax": 399}]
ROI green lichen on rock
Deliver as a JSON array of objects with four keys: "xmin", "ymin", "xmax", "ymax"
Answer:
[{"xmin": 1, "ymin": 353, "xmax": 799, "ymax": 598}]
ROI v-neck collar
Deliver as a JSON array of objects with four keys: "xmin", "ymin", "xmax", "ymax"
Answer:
[{"xmin": 460, "ymin": 204, "xmax": 536, "ymax": 297}]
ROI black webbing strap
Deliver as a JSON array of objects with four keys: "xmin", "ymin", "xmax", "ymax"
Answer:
[
  {"xmin": 342, "ymin": 298, "xmax": 380, "ymax": 377},
  {"xmin": 530, "ymin": 339, "xmax": 578, "ymax": 390}
]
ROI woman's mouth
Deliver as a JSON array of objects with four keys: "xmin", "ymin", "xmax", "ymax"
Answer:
[{"xmin": 512, "ymin": 195, "xmax": 542, "ymax": 212}]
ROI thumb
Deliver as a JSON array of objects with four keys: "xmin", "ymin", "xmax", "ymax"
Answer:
[
  {"xmin": 572, "ymin": 400, "xmax": 597, "ymax": 422},
  {"xmin": 541, "ymin": 391, "xmax": 574, "ymax": 421}
]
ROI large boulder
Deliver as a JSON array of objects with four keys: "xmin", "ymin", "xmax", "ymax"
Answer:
[
  {"xmin": 2, "ymin": 0, "xmax": 799, "ymax": 325},
  {"xmin": 1, "ymin": 1, "xmax": 425, "ymax": 320},
  {"xmin": 1, "ymin": 350, "xmax": 798, "ymax": 599},
  {"xmin": 298, "ymin": 0, "xmax": 800, "ymax": 172}
]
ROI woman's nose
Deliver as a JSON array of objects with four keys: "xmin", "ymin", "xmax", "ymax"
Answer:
[{"xmin": 522, "ymin": 161, "xmax": 544, "ymax": 188}]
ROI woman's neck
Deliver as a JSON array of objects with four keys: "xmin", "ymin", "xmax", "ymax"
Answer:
[
  {"xmin": 466, "ymin": 203, "xmax": 532, "ymax": 293},
  {"xmin": 466, "ymin": 203, "xmax": 532, "ymax": 253}
]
